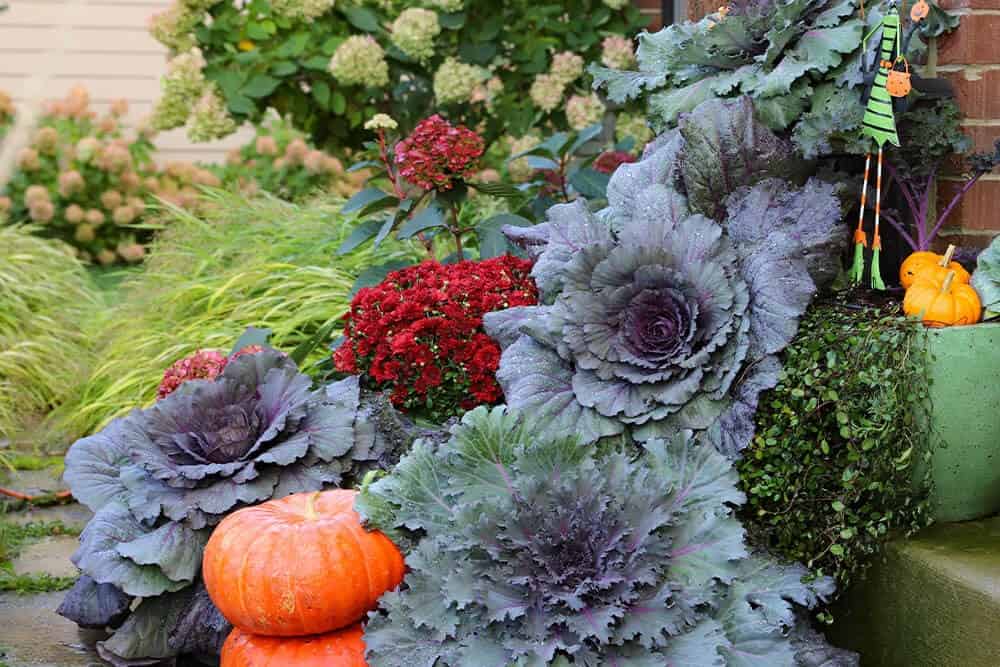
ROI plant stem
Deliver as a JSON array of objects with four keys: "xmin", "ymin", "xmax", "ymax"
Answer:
[
  {"xmin": 377, "ymin": 130, "xmax": 405, "ymax": 199},
  {"xmin": 881, "ymin": 210, "xmax": 918, "ymax": 250},
  {"xmin": 884, "ymin": 161, "xmax": 923, "ymax": 247},
  {"xmin": 448, "ymin": 201, "xmax": 463, "ymax": 259},
  {"xmin": 558, "ymin": 155, "xmax": 570, "ymax": 202},
  {"xmin": 927, "ymin": 173, "xmax": 982, "ymax": 245}
]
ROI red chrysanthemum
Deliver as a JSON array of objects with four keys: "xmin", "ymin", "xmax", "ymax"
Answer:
[
  {"xmin": 593, "ymin": 150, "xmax": 637, "ymax": 174},
  {"xmin": 157, "ymin": 349, "xmax": 228, "ymax": 399},
  {"xmin": 333, "ymin": 256, "xmax": 537, "ymax": 421},
  {"xmin": 394, "ymin": 114, "xmax": 485, "ymax": 190},
  {"xmin": 156, "ymin": 345, "xmax": 275, "ymax": 399}
]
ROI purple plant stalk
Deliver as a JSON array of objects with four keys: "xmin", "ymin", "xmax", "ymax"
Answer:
[{"xmin": 884, "ymin": 159, "xmax": 993, "ymax": 251}]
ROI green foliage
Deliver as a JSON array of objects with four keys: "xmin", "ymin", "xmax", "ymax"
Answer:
[
  {"xmin": 0, "ymin": 227, "xmax": 101, "ymax": 441},
  {"xmin": 150, "ymin": 0, "xmax": 645, "ymax": 150},
  {"xmin": 48, "ymin": 191, "xmax": 419, "ymax": 440},
  {"xmin": 738, "ymin": 296, "xmax": 933, "ymax": 594},
  {"xmin": 0, "ymin": 520, "xmax": 79, "ymax": 594},
  {"xmin": 593, "ymin": 0, "xmax": 960, "ymax": 159}
]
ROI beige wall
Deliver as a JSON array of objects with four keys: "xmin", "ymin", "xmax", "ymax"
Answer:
[{"xmin": 0, "ymin": 0, "xmax": 250, "ymax": 163}]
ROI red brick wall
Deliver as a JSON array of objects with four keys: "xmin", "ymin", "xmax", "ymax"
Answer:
[{"xmin": 936, "ymin": 1, "xmax": 1000, "ymax": 247}]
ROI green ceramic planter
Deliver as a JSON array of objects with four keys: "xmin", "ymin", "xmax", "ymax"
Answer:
[{"xmin": 916, "ymin": 321, "xmax": 1000, "ymax": 522}]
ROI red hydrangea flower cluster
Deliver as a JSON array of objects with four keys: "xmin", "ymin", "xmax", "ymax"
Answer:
[
  {"xmin": 394, "ymin": 114, "xmax": 485, "ymax": 190},
  {"xmin": 333, "ymin": 256, "xmax": 537, "ymax": 421},
  {"xmin": 593, "ymin": 150, "xmax": 637, "ymax": 174},
  {"xmin": 156, "ymin": 345, "xmax": 269, "ymax": 399}
]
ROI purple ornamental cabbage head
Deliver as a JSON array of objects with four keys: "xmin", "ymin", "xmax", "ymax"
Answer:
[{"xmin": 488, "ymin": 98, "xmax": 847, "ymax": 455}]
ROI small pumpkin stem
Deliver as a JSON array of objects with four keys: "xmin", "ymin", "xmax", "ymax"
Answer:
[
  {"xmin": 939, "ymin": 244, "xmax": 956, "ymax": 267},
  {"xmin": 304, "ymin": 491, "xmax": 321, "ymax": 520},
  {"xmin": 940, "ymin": 270, "xmax": 956, "ymax": 294}
]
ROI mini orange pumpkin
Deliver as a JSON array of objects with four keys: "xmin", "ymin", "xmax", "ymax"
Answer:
[
  {"xmin": 203, "ymin": 489, "xmax": 405, "ymax": 637},
  {"xmin": 903, "ymin": 270, "xmax": 982, "ymax": 327},
  {"xmin": 221, "ymin": 625, "xmax": 368, "ymax": 667},
  {"xmin": 899, "ymin": 245, "xmax": 971, "ymax": 289}
]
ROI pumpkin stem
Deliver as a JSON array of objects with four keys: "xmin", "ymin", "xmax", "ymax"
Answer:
[
  {"xmin": 940, "ymin": 244, "xmax": 956, "ymax": 267},
  {"xmin": 940, "ymin": 270, "xmax": 956, "ymax": 294},
  {"xmin": 304, "ymin": 491, "xmax": 322, "ymax": 520}
]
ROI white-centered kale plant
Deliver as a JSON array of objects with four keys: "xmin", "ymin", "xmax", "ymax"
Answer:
[
  {"xmin": 57, "ymin": 349, "xmax": 418, "ymax": 666},
  {"xmin": 358, "ymin": 406, "xmax": 855, "ymax": 666},
  {"xmin": 484, "ymin": 97, "xmax": 848, "ymax": 456}
]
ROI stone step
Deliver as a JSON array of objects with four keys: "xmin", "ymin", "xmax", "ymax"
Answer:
[{"xmin": 830, "ymin": 517, "xmax": 1000, "ymax": 667}]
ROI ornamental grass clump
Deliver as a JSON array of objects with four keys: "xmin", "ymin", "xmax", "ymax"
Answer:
[
  {"xmin": 358, "ymin": 406, "xmax": 852, "ymax": 665},
  {"xmin": 50, "ymin": 191, "xmax": 419, "ymax": 440},
  {"xmin": 58, "ymin": 349, "xmax": 420, "ymax": 665},
  {"xmin": 334, "ymin": 256, "xmax": 537, "ymax": 422},
  {"xmin": 0, "ymin": 227, "xmax": 100, "ymax": 440}
]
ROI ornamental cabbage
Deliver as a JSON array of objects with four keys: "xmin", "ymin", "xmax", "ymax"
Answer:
[
  {"xmin": 59, "ymin": 349, "xmax": 419, "ymax": 666},
  {"xmin": 358, "ymin": 406, "xmax": 854, "ymax": 666},
  {"xmin": 485, "ymin": 97, "xmax": 847, "ymax": 455}
]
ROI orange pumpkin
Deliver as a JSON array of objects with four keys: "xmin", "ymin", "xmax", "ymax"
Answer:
[
  {"xmin": 899, "ymin": 245, "xmax": 970, "ymax": 289},
  {"xmin": 221, "ymin": 625, "xmax": 368, "ymax": 667},
  {"xmin": 203, "ymin": 489, "xmax": 405, "ymax": 637},
  {"xmin": 903, "ymin": 270, "xmax": 982, "ymax": 327}
]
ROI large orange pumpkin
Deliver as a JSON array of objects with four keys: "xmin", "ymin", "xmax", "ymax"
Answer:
[
  {"xmin": 221, "ymin": 625, "xmax": 368, "ymax": 667},
  {"xmin": 203, "ymin": 489, "xmax": 405, "ymax": 637},
  {"xmin": 899, "ymin": 245, "xmax": 970, "ymax": 289},
  {"xmin": 903, "ymin": 270, "xmax": 982, "ymax": 327}
]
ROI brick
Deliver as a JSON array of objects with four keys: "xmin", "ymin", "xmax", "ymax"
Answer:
[
  {"xmin": 961, "ymin": 124, "xmax": 1000, "ymax": 153},
  {"xmin": 938, "ymin": 177, "xmax": 1000, "ymax": 231},
  {"xmin": 939, "ymin": 68, "xmax": 1000, "ymax": 119},
  {"xmin": 937, "ymin": 14, "xmax": 1000, "ymax": 65},
  {"xmin": 687, "ymin": 0, "xmax": 717, "ymax": 20},
  {"xmin": 634, "ymin": 0, "xmax": 661, "ymax": 9},
  {"xmin": 939, "ymin": 0, "xmax": 1000, "ymax": 10}
]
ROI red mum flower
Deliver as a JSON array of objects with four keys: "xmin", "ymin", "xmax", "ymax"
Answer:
[
  {"xmin": 334, "ymin": 255, "xmax": 537, "ymax": 422},
  {"xmin": 157, "ymin": 349, "xmax": 228, "ymax": 399},
  {"xmin": 394, "ymin": 114, "xmax": 485, "ymax": 191},
  {"xmin": 593, "ymin": 150, "xmax": 637, "ymax": 174}
]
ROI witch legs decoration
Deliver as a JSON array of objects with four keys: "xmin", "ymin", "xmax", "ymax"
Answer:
[{"xmin": 850, "ymin": 1, "xmax": 907, "ymax": 290}]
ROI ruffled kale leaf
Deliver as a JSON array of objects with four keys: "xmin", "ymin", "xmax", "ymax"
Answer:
[
  {"xmin": 61, "ymin": 349, "xmax": 420, "ymax": 666},
  {"xmin": 486, "ymin": 97, "xmax": 847, "ymax": 456},
  {"xmin": 592, "ymin": 0, "xmax": 879, "ymax": 157},
  {"xmin": 56, "ymin": 575, "xmax": 132, "ymax": 630},
  {"xmin": 359, "ymin": 407, "xmax": 841, "ymax": 666},
  {"xmin": 972, "ymin": 232, "xmax": 1000, "ymax": 317}
]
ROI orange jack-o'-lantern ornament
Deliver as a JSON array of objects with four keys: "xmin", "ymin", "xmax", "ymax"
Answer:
[
  {"xmin": 911, "ymin": 0, "xmax": 930, "ymax": 22},
  {"xmin": 886, "ymin": 57, "xmax": 912, "ymax": 98}
]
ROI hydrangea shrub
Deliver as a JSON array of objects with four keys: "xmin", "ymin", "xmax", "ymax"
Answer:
[
  {"xmin": 147, "ymin": 0, "xmax": 647, "ymax": 149},
  {"xmin": 334, "ymin": 256, "xmax": 538, "ymax": 422}
]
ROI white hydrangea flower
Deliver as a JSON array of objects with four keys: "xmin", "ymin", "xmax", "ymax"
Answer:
[
  {"xmin": 550, "ymin": 51, "xmax": 584, "ymax": 87},
  {"xmin": 148, "ymin": 1, "xmax": 199, "ymax": 53},
  {"xmin": 615, "ymin": 111, "xmax": 654, "ymax": 147},
  {"xmin": 272, "ymin": 0, "xmax": 335, "ymax": 20},
  {"xmin": 603, "ymin": 0, "xmax": 629, "ymax": 8},
  {"xmin": 601, "ymin": 35, "xmax": 636, "ymax": 70},
  {"xmin": 506, "ymin": 134, "xmax": 540, "ymax": 182},
  {"xmin": 330, "ymin": 35, "xmax": 390, "ymax": 87},
  {"xmin": 152, "ymin": 48, "xmax": 207, "ymax": 130},
  {"xmin": 186, "ymin": 84, "xmax": 237, "ymax": 142},
  {"xmin": 426, "ymin": 0, "xmax": 463, "ymax": 11},
  {"xmin": 391, "ymin": 8, "xmax": 440, "ymax": 62},
  {"xmin": 565, "ymin": 93, "xmax": 605, "ymax": 130},
  {"xmin": 529, "ymin": 73, "xmax": 565, "ymax": 113},
  {"xmin": 365, "ymin": 113, "xmax": 399, "ymax": 131},
  {"xmin": 433, "ymin": 58, "xmax": 484, "ymax": 105}
]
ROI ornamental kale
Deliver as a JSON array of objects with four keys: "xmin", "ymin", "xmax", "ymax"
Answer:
[
  {"xmin": 592, "ymin": 0, "xmax": 959, "ymax": 158},
  {"xmin": 972, "ymin": 234, "xmax": 1000, "ymax": 318},
  {"xmin": 485, "ymin": 97, "xmax": 847, "ymax": 455},
  {"xmin": 59, "ymin": 349, "xmax": 418, "ymax": 666},
  {"xmin": 358, "ymin": 406, "xmax": 853, "ymax": 666}
]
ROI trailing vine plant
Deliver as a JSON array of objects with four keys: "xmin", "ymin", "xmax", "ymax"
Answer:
[{"xmin": 738, "ymin": 296, "xmax": 934, "ymax": 599}]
